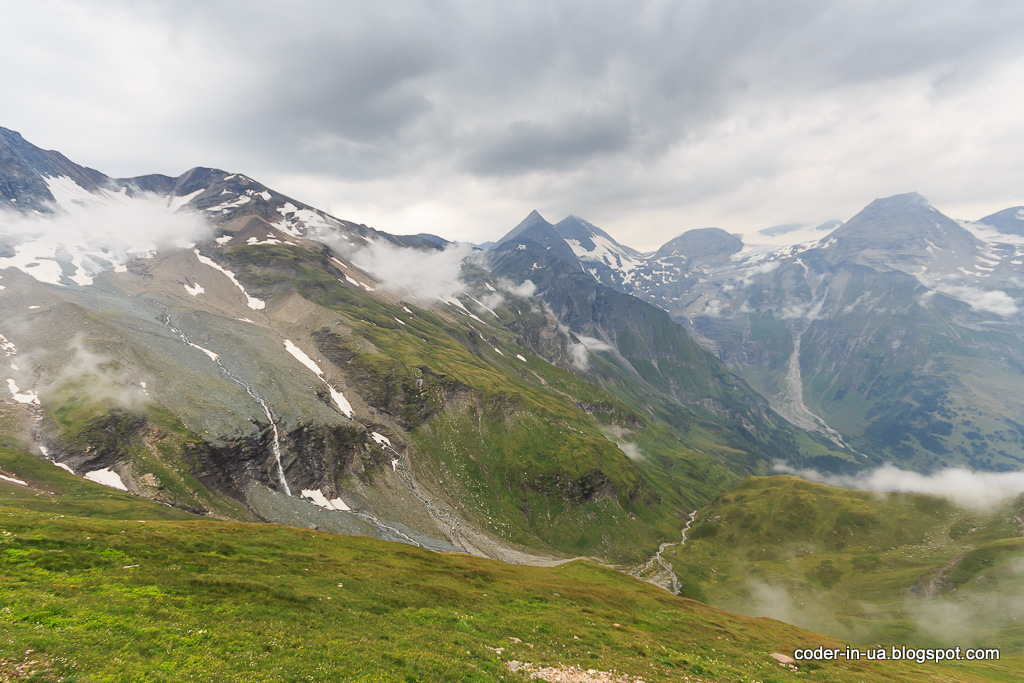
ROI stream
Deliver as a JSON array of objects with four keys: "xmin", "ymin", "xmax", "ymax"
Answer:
[{"xmin": 633, "ymin": 510, "xmax": 698, "ymax": 595}]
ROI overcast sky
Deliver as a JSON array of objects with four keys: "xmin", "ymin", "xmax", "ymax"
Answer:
[{"xmin": 3, "ymin": 0, "xmax": 1024, "ymax": 249}]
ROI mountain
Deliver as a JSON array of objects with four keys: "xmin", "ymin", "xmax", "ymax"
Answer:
[
  {"xmin": 1, "ymin": 126, "xmax": 854, "ymax": 564},
  {"xmin": 490, "ymin": 213, "xmax": 857, "ymax": 475},
  {"xmin": 488, "ymin": 195, "xmax": 1024, "ymax": 473},
  {"xmin": 979, "ymin": 206, "xmax": 1024, "ymax": 236},
  {"xmin": 0, "ymin": 128, "xmax": 110, "ymax": 211},
  {"xmin": 821, "ymin": 192, "xmax": 982, "ymax": 273}
]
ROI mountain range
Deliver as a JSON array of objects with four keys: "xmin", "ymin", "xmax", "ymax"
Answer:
[
  {"xmin": 3, "ymin": 125, "xmax": 1024, "ymax": 680},
  {"xmin": 491, "ymin": 194, "xmax": 1024, "ymax": 473},
  {"xmin": 1, "ymin": 125, "xmax": 858, "ymax": 564}
]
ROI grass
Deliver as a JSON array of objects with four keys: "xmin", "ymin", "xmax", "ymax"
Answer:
[
  {"xmin": 2, "ymin": 455, "xmax": 1020, "ymax": 682},
  {"xmin": 667, "ymin": 475, "xmax": 1024, "ymax": 652}
]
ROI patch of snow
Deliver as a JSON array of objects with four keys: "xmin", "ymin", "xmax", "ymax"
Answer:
[
  {"xmin": 84, "ymin": 468, "xmax": 128, "ymax": 491},
  {"xmin": 516, "ymin": 354, "xmax": 527, "ymax": 362},
  {"xmin": 370, "ymin": 432, "xmax": 392, "ymax": 448},
  {"xmin": 283, "ymin": 340, "xmax": 354, "ymax": 417},
  {"xmin": 0, "ymin": 246, "xmax": 66, "ymax": 285},
  {"xmin": 246, "ymin": 235, "xmax": 283, "ymax": 246},
  {"xmin": 193, "ymin": 249, "xmax": 266, "ymax": 310},
  {"xmin": 493, "ymin": 347, "xmax": 504, "ymax": 355},
  {"xmin": 391, "ymin": 458, "xmax": 399, "ymax": 471},
  {"xmin": 327, "ymin": 386, "xmax": 354, "ymax": 417},
  {"xmin": 393, "ymin": 317, "xmax": 407, "ymax": 325},
  {"xmin": 402, "ymin": 306, "xmax": 413, "ymax": 314},
  {"xmin": 284, "ymin": 340, "xmax": 325, "ymax": 376},
  {"xmin": 6, "ymin": 379, "xmax": 39, "ymax": 404},
  {"xmin": 467, "ymin": 295, "xmax": 499, "ymax": 317},
  {"xmin": 258, "ymin": 191, "xmax": 272, "ymax": 201},
  {"xmin": 184, "ymin": 282, "xmax": 205, "ymax": 297},
  {"xmin": 215, "ymin": 235, "xmax": 233, "ymax": 245},
  {"xmin": 301, "ymin": 488, "xmax": 351, "ymax": 511},
  {"xmin": 205, "ymin": 194, "xmax": 251, "ymax": 213},
  {"xmin": 187, "ymin": 342, "xmax": 219, "ymax": 362},
  {"xmin": 0, "ymin": 473, "xmax": 28, "ymax": 486},
  {"xmin": 167, "ymin": 189, "xmax": 204, "ymax": 212},
  {"xmin": 0, "ymin": 333, "xmax": 16, "ymax": 356},
  {"xmin": 276, "ymin": 203, "xmax": 334, "ymax": 237},
  {"xmin": 53, "ymin": 461, "xmax": 74, "ymax": 474}
]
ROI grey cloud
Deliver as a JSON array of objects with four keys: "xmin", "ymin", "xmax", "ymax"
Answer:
[
  {"xmin": 463, "ymin": 110, "xmax": 634, "ymax": 175},
  {"xmin": 2, "ymin": 1, "xmax": 1024, "ymax": 243}
]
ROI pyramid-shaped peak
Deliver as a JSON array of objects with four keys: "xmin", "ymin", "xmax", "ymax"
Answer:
[{"xmin": 496, "ymin": 209, "xmax": 556, "ymax": 245}]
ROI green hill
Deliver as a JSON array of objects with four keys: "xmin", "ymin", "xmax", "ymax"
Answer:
[
  {"xmin": 665, "ymin": 476, "xmax": 1024, "ymax": 652},
  {"xmin": 3, "ymin": 449, "xmax": 1019, "ymax": 682}
]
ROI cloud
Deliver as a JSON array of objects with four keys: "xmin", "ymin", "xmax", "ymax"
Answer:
[
  {"xmin": 931, "ymin": 283, "xmax": 1019, "ymax": 316},
  {"xmin": 562, "ymin": 328, "xmax": 613, "ymax": 371},
  {"xmin": 496, "ymin": 278, "xmax": 537, "ymax": 298},
  {"xmin": 344, "ymin": 240, "xmax": 474, "ymax": 303},
  {"xmin": 616, "ymin": 441, "xmax": 644, "ymax": 462},
  {"xmin": 42, "ymin": 334, "xmax": 150, "ymax": 410},
  {"xmin": 0, "ymin": 189, "xmax": 212, "ymax": 286},
  {"xmin": 3, "ymin": 2, "xmax": 1024, "ymax": 246},
  {"xmin": 773, "ymin": 461, "xmax": 1024, "ymax": 510}
]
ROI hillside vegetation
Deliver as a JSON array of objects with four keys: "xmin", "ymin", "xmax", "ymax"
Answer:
[
  {"xmin": 3, "ymin": 449, "xmax": 1020, "ymax": 682},
  {"xmin": 666, "ymin": 476, "xmax": 1024, "ymax": 652}
]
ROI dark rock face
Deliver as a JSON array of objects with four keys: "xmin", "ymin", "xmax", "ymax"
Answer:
[{"xmin": 0, "ymin": 126, "xmax": 112, "ymax": 211}]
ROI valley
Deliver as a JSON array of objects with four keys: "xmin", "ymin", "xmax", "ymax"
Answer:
[{"xmin": 3, "ymin": 125, "xmax": 1024, "ymax": 680}]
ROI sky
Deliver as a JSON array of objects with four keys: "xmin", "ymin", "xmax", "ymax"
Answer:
[{"xmin": 3, "ymin": 0, "xmax": 1024, "ymax": 250}]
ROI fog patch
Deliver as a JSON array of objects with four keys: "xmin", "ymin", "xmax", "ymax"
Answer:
[
  {"xmin": 557, "ymin": 322, "xmax": 612, "ymax": 371},
  {"xmin": 774, "ymin": 461, "xmax": 1024, "ymax": 510},
  {"xmin": 496, "ymin": 277, "xmax": 537, "ymax": 298},
  {"xmin": 741, "ymin": 579, "xmax": 871, "ymax": 643},
  {"xmin": 616, "ymin": 441, "xmax": 644, "ymax": 462},
  {"xmin": 0, "ymin": 188, "xmax": 212, "ymax": 286},
  {"xmin": 931, "ymin": 283, "xmax": 1019, "ymax": 316},
  {"xmin": 42, "ymin": 334, "xmax": 150, "ymax": 411}
]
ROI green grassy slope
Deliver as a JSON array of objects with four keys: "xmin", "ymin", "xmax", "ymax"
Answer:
[
  {"xmin": 666, "ymin": 476, "xmax": 1024, "ymax": 652},
  {"xmin": 216, "ymin": 243, "xmax": 737, "ymax": 559},
  {"xmin": 2, "ymin": 450, "xmax": 1018, "ymax": 682}
]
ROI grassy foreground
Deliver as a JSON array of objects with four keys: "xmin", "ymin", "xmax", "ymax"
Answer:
[{"xmin": 2, "ymin": 449, "xmax": 1020, "ymax": 682}]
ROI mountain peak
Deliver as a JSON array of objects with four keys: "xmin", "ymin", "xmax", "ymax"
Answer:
[
  {"xmin": 826, "ymin": 192, "xmax": 979, "ymax": 269},
  {"xmin": 654, "ymin": 227, "xmax": 743, "ymax": 264},
  {"xmin": 978, "ymin": 206, "xmax": 1024, "ymax": 236},
  {"xmin": 0, "ymin": 126, "xmax": 111, "ymax": 210},
  {"xmin": 495, "ymin": 209, "xmax": 556, "ymax": 245}
]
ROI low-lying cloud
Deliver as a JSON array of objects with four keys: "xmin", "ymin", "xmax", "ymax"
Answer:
[
  {"xmin": 931, "ymin": 283, "xmax": 1019, "ymax": 316},
  {"xmin": 0, "ymin": 190, "xmax": 212, "ymax": 286},
  {"xmin": 349, "ymin": 241, "xmax": 474, "ymax": 302},
  {"xmin": 774, "ymin": 461, "xmax": 1024, "ymax": 510},
  {"xmin": 42, "ymin": 334, "xmax": 150, "ymax": 410}
]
